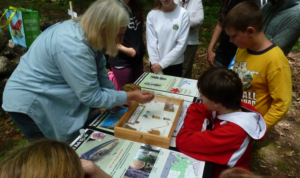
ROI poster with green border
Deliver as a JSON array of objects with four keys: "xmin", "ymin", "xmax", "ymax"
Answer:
[
  {"xmin": 135, "ymin": 73, "xmax": 200, "ymax": 98},
  {"xmin": 22, "ymin": 10, "xmax": 40, "ymax": 48}
]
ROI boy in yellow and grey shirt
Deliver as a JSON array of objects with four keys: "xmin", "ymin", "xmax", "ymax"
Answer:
[{"xmin": 222, "ymin": 1, "xmax": 292, "ymax": 130}]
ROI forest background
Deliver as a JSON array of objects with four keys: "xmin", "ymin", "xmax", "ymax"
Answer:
[{"xmin": 0, "ymin": 0, "xmax": 299, "ymax": 177}]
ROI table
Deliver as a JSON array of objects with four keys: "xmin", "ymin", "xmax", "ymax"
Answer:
[{"xmin": 77, "ymin": 72, "xmax": 212, "ymax": 178}]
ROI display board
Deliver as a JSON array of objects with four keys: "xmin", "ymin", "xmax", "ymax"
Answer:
[
  {"xmin": 114, "ymin": 95, "xmax": 184, "ymax": 148},
  {"xmin": 135, "ymin": 72, "xmax": 200, "ymax": 98},
  {"xmin": 89, "ymin": 73, "xmax": 202, "ymax": 148},
  {"xmin": 138, "ymin": 88, "xmax": 202, "ymax": 147},
  {"xmin": 71, "ymin": 129, "xmax": 206, "ymax": 178}
]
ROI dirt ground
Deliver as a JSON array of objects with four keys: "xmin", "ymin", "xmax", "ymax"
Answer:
[{"xmin": 1, "ymin": 47, "xmax": 300, "ymax": 178}]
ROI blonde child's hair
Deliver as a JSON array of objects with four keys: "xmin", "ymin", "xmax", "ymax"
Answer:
[
  {"xmin": 0, "ymin": 139, "xmax": 84, "ymax": 178},
  {"xmin": 80, "ymin": 0, "xmax": 129, "ymax": 56}
]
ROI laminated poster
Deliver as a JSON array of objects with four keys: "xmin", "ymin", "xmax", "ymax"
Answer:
[
  {"xmin": 135, "ymin": 72, "xmax": 200, "ymax": 98},
  {"xmin": 71, "ymin": 129, "xmax": 205, "ymax": 178},
  {"xmin": 89, "ymin": 108, "xmax": 129, "ymax": 133}
]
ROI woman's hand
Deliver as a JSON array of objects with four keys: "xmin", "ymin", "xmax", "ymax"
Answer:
[
  {"xmin": 151, "ymin": 63, "xmax": 163, "ymax": 74},
  {"xmin": 126, "ymin": 90, "xmax": 154, "ymax": 104},
  {"xmin": 80, "ymin": 159, "xmax": 112, "ymax": 178}
]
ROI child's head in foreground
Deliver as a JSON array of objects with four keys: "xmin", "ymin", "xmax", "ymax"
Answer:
[
  {"xmin": 0, "ymin": 139, "xmax": 84, "ymax": 178},
  {"xmin": 222, "ymin": 1, "xmax": 263, "ymax": 49},
  {"xmin": 197, "ymin": 67, "xmax": 243, "ymax": 111}
]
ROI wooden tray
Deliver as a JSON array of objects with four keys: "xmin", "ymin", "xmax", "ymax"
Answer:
[{"xmin": 114, "ymin": 95, "xmax": 183, "ymax": 148}]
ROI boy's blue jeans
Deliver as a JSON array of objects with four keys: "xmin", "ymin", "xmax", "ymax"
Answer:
[{"xmin": 8, "ymin": 112, "xmax": 44, "ymax": 142}]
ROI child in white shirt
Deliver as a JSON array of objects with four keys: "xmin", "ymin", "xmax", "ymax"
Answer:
[{"xmin": 146, "ymin": 0, "xmax": 190, "ymax": 77}]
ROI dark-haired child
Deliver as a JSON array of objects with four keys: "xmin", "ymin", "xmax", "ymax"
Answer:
[{"xmin": 176, "ymin": 67, "xmax": 267, "ymax": 178}]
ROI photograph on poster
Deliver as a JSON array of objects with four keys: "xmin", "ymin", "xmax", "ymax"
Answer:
[
  {"xmin": 100, "ymin": 108, "xmax": 128, "ymax": 130},
  {"xmin": 124, "ymin": 144, "xmax": 160, "ymax": 178}
]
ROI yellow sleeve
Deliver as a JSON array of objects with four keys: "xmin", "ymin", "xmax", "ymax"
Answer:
[{"xmin": 264, "ymin": 67, "xmax": 292, "ymax": 129}]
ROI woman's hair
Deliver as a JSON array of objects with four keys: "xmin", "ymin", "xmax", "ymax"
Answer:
[
  {"xmin": 0, "ymin": 139, "xmax": 84, "ymax": 178},
  {"xmin": 220, "ymin": 167, "xmax": 263, "ymax": 178},
  {"xmin": 80, "ymin": 0, "xmax": 129, "ymax": 56},
  {"xmin": 129, "ymin": 0, "xmax": 144, "ymax": 26}
]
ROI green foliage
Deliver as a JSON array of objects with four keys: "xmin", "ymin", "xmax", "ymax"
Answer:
[
  {"xmin": 198, "ymin": 3, "xmax": 222, "ymax": 47},
  {"xmin": 292, "ymin": 39, "xmax": 300, "ymax": 52},
  {"xmin": 140, "ymin": 0, "xmax": 154, "ymax": 19},
  {"xmin": 138, "ymin": 155, "xmax": 156, "ymax": 164},
  {"xmin": 202, "ymin": 0, "xmax": 222, "ymax": 6},
  {"xmin": 0, "ymin": 119, "xmax": 5, "ymax": 127},
  {"xmin": 274, "ymin": 159, "xmax": 290, "ymax": 172},
  {"xmin": 9, "ymin": 120, "xmax": 14, "ymax": 126},
  {"xmin": 0, "ymin": 139, "xmax": 27, "ymax": 163}
]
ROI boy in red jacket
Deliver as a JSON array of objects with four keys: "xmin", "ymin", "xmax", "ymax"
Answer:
[{"xmin": 176, "ymin": 67, "xmax": 267, "ymax": 178}]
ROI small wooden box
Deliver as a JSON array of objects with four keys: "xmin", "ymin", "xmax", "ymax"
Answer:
[{"xmin": 114, "ymin": 95, "xmax": 183, "ymax": 148}]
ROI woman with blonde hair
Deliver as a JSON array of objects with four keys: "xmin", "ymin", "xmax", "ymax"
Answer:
[
  {"xmin": 2, "ymin": 0, "xmax": 154, "ymax": 143},
  {"xmin": 146, "ymin": 0, "xmax": 190, "ymax": 77},
  {"xmin": 0, "ymin": 139, "xmax": 111, "ymax": 178}
]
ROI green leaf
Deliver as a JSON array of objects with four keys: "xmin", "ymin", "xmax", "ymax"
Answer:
[
  {"xmin": 17, "ymin": 140, "xmax": 27, "ymax": 147},
  {"xmin": 9, "ymin": 120, "xmax": 14, "ymax": 125},
  {"xmin": 16, "ymin": 129, "xmax": 20, "ymax": 133}
]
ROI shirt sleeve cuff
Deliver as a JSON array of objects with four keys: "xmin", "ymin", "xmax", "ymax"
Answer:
[
  {"xmin": 159, "ymin": 61, "xmax": 167, "ymax": 69},
  {"xmin": 117, "ymin": 91, "xmax": 127, "ymax": 105}
]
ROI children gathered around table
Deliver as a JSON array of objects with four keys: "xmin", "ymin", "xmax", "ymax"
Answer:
[{"xmin": 177, "ymin": 2, "xmax": 291, "ymax": 177}]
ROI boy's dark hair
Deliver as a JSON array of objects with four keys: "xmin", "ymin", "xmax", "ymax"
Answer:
[
  {"xmin": 197, "ymin": 67, "xmax": 243, "ymax": 110},
  {"xmin": 222, "ymin": 1, "xmax": 263, "ymax": 32}
]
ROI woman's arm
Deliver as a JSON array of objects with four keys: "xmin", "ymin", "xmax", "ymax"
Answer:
[{"xmin": 54, "ymin": 49, "xmax": 128, "ymax": 109}]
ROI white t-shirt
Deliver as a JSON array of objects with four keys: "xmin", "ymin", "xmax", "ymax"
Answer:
[
  {"xmin": 174, "ymin": 0, "xmax": 204, "ymax": 45},
  {"xmin": 146, "ymin": 5, "xmax": 190, "ymax": 69}
]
